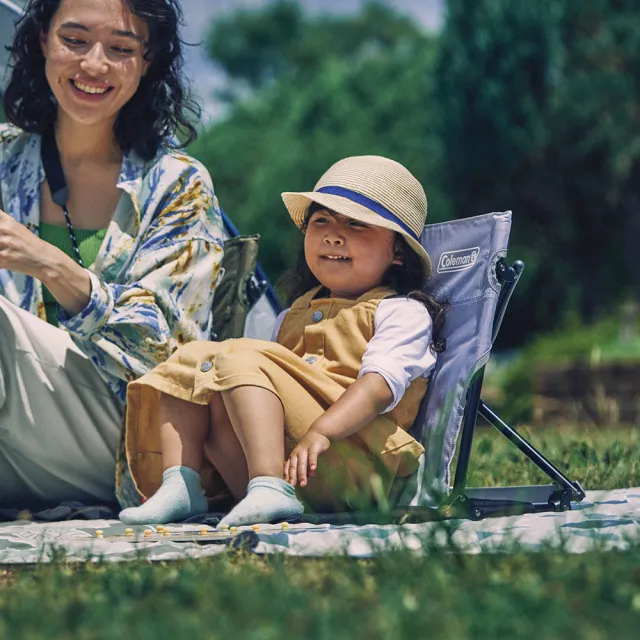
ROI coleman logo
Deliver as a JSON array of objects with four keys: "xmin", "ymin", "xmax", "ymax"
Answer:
[{"xmin": 437, "ymin": 247, "xmax": 480, "ymax": 273}]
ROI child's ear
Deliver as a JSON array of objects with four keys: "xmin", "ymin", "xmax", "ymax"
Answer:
[{"xmin": 392, "ymin": 239, "xmax": 405, "ymax": 266}]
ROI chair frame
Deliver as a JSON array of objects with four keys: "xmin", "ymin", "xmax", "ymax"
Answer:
[{"xmin": 445, "ymin": 257, "xmax": 586, "ymax": 520}]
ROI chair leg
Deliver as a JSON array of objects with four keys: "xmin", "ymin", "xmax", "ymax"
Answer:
[{"xmin": 478, "ymin": 400, "xmax": 586, "ymax": 502}]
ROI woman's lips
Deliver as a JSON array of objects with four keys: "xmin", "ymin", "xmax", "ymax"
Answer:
[{"xmin": 69, "ymin": 79, "xmax": 114, "ymax": 101}]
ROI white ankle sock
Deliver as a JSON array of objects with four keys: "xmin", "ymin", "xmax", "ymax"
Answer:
[
  {"xmin": 218, "ymin": 476, "xmax": 303, "ymax": 527},
  {"xmin": 119, "ymin": 465, "xmax": 208, "ymax": 525}
]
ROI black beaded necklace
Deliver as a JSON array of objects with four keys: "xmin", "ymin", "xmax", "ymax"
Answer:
[{"xmin": 40, "ymin": 128, "xmax": 85, "ymax": 267}]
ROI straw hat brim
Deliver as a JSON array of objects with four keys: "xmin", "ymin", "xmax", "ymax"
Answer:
[{"xmin": 281, "ymin": 191, "xmax": 432, "ymax": 278}]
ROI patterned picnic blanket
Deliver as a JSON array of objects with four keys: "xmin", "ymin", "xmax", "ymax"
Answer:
[{"xmin": 1, "ymin": 487, "xmax": 638, "ymax": 563}]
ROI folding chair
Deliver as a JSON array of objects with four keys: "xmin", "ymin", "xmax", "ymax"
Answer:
[
  {"xmin": 402, "ymin": 210, "xmax": 586, "ymax": 520},
  {"xmin": 231, "ymin": 210, "xmax": 585, "ymax": 523},
  {"xmin": 211, "ymin": 210, "xmax": 279, "ymax": 342}
]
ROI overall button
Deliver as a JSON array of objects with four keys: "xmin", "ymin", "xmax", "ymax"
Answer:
[
  {"xmin": 305, "ymin": 356, "xmax": 317, "ymax": 365},
  {"xmin": 311, "ymin": 310, "xmax": 323, "ymax": 322},
  {"xmin": 200, "ymin": 361, "xmax": 213, "ymax": 373}
]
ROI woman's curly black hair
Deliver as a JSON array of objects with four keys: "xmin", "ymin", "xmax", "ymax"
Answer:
[
  {"xmin": 279, "ymin": 202, "xmax": 448, "ymax": 351},
  {"xmin": 3, "ymin": 0, "xmax": 200, "ymax": 161}
]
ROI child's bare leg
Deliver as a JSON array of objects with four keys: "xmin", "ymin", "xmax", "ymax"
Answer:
[
  {"xmin": 217, "ymin": 385, "xmax": 303, "ymax": 527},
  {"xmin": 222, "ymin": 385, "xmax": 286, "ymax": 478},
  {"xmin": 119, "ymin": 394, "xmax": 209, "ymax": 525},
  {"xmin": 159, "ymin": 393, "xmax": 209, "ymax": 470},
  {"xmin": 204, "ymin": 391, "xmax": 249, "ymax": 501}
]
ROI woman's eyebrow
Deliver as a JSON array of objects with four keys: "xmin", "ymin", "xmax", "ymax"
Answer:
[
  {"xmin": 111, "ymin": 29, "xmax": 145, "ymax": 42},
  {"xmin": 59, "ymin": 21, "xmax": 90, "ymax": 31},
  {"xmin": 59, "ymin": 22, "xmax": 144, "ymax": 42}
]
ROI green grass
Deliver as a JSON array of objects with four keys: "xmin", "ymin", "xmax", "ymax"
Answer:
[
  {"xmin": 1, "ymin": 426, "xmax": 639, "ymax": 639},
  {"xmin": 464, "ymin": 424, "xmax": 640, "ymax": 490},
  {"xmin": 2, "ymin": 547, "xmax": 640, "ymax": 639}
]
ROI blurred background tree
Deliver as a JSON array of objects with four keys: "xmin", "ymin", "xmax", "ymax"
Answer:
[
  {"xmin": 437, "ymin": 0, "xmax": 640, "ymax": 346},
  {"xmin": 194, "ymin": 0, "xmax": 639, "ymax": 343},
  {"xmin": 191, "ymin": 1, "xmax": 449, "ymax": 290},
  {"xmin": 2, "ymin": 0, "xmax": 638, "ymax": 356}
]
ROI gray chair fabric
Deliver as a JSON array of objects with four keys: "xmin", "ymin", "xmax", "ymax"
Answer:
[{"xmin": 410, "ymin": 211, "xmax": 513, "ymax": 506}]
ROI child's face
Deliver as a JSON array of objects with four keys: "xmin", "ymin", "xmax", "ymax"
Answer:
[{"xmin": 304, "ymin": 209, "xmax": 403, "ymax": 299}]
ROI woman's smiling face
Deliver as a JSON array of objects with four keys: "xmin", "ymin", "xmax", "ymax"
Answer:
[
  {"xmin": 304, "ymin": 208, "xmax": 403, "ymax": 299},
  {"xmin": 41, "ymin": 0, "xmax": 150, "ymax": 127}
]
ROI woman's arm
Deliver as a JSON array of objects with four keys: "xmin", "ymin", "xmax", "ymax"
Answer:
[
  {"xmin": 56, "ymin": 162, "xmax": 224, "ymax": 390},
  {"xmin": 0, "ymin": 209, "xmax": 91, "ymax": 313},
  {"xmin": 1, "ymin": 151, "xmax": 222, "ymax": 397}
]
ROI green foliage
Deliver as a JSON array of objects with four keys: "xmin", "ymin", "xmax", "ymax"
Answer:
[
  {"xmin": 437, "ymin": 0, "xmax": 640, "ymax": 346},
  {"xmin": 2, "ymin": 546, "xmax": 640, "ymax": 639},
  {"xmin": 493, "ymin": 310, "xmax": 640, "ymax": 423},
  {"xmin": 206, "ymin": 0, "xmax": 304, "ymax": 93},
  {"xmin": 206, "ymin": 1, "xmax": 425, "ymax": 95},
  {"xmin": 194, "ymin": 5, "xmax": 448, "ymax": 283},
  {"xmin": 200, "ymin": 0, "xmax": 640, "ymax": 344}
]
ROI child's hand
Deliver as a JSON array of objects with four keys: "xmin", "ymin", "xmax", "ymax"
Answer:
[{"xmin": 285, "ymin": 432, "xmax": 331, "ymax": 488}]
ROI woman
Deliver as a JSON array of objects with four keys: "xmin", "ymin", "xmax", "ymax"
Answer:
[{"xmin": 0, "ymin": 0, "xmax": 223, "ymax": 508}]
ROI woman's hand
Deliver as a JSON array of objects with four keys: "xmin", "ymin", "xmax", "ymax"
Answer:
[
  {"xmin": 285, "ymin": 431, "xmax": 331, "ymax": 488},
  {"xmin": 0, "ymin": 210, "xmax": 51, "ymax": 277},
  {"xmin": 0, "ymin": 210, "xmax": 91, "ymax": 315}
]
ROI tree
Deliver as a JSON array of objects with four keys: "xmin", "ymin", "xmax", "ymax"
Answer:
[
  {"xmin": 206, "ymin": 1, "xmax": 426, "ymax": 96},
  {"xmin": 437, "ymin": 0, "xmax": 640, "ymax": 345},
  {"xmin": 194, "ymin": 2, "xmax": 447, "ymax": 285}
]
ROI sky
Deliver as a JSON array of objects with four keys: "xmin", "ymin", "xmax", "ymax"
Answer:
[{"xmin": 0, "ymin": 0, "xmax": 445, "ymax": 121}]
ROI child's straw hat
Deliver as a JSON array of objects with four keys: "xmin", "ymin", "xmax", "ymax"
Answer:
[{"xmin": 281, "ymin": 155, "xmax": 431, "ymax": 277}]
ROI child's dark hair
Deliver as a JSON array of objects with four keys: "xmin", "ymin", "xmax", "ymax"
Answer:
[
  {"xmin": 3, "ymin": 0, "xmax": 200, "ymax": 161},
  {"xmin": 279, "ymin": 203, "xmax": 448, "ymax": 351}
]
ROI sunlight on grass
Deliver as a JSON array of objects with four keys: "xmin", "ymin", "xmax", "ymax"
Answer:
[
  {"xmin": 465, "ymin": 425, "xmax": 640, "ymax": 490},
  {"xmin": 1, "ymin": 427, "xmax": 639, "ymax": 639}
]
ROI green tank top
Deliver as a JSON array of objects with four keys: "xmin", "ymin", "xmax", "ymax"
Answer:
[{"xmin": 39, "ymin": 222, "xmax": 108, "ymax": 327}]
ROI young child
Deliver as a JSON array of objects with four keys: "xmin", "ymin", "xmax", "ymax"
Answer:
[{"xmin": 119, "ymin": 155, "xmax": 445, "ymax": 526}]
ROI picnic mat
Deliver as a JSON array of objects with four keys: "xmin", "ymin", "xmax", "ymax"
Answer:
[{"xmin": 1, "ymin": 487, "xmax": 639, "ymax": 563}]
